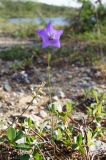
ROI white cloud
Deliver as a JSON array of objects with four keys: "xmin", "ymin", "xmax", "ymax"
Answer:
[
  {"xmin": 37, "ymin": 0, "xmax": 81, "ymax": 7},
  {"xmin": 36, "ymin": 0, "xmax": 106, "ymax": 7},
  {"xmin": 19, "ymin": 0, "xmax": 106, "ymax": 7}
]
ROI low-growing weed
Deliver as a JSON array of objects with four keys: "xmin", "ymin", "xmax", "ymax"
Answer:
[{"xmin": 0, "ymin": 88, "xmax": 105, "ymax": 159}]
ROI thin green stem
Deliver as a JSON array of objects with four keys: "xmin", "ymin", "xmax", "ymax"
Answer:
[
  {"xmin": 47, "ymin": 53, "xmax": 55, "ymax": 142},
  {"xmin": 47, "ymin": 53, "xmax": 52, "ymax": 103}
]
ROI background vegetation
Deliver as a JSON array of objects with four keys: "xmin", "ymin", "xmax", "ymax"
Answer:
[{"xmin": 0, "ymin": 0, "xmax": 76, "ymax": 18}]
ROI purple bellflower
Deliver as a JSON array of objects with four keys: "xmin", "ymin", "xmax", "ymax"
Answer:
[{"xmin": 36, "ymin": 22, "xmax": 63, "ymax": 48}]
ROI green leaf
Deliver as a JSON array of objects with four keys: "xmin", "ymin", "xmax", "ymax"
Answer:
[
  {"xmin": 20, "ymin": 154, "xmax": 30, "ymax": 160},
  {"xmin": 71, "ymin": 143, "xmax": 78, "ymax": 150},
  {"xmin": 33, "ymin": 151, "xmax": 43, "ymax": 160},
  {"xmin": 15, "ymin": 130, "xmax": 23, "ymax": 141},
  {"xmin": 97, "ymin": 103, "xmax": 102, "ymax": 115},
  {"xmin": 27, "ymin": 118, "xmax": 34, "ymax": 127},
  {"xmin": 7, "ymin": 127, "xmax": 16, "ymax": 142},
  {"xmin": 15, "ymin": 144, "xmax": 31, "ymax": 150},
  {"xmin": 66, "ymin": 101, "xmax": 73, "ymax": 113},
  {"xmin": 96, "ymin": 117, "xmax": 102, "ymax": 123},
  {"xmin": 57, "ymin": 129, "xmax": 62, "ymax": 140},
  {"xmin": 26, "ymin": 136, "xmax": 33, "ymax": 144},
  {"xmin": 79, "ymin": 146, "xmax": 85, "ymax": 154},
  {"xmin": 77, "ymin": 134, "xmax": 83, "ymax": 146},
  {"xmin": 68, "ymin": 125, "xmax": 74, "ymax": 132},
  {"xmin": 87, "ymin": 130, "xmax": 93, "ymax": 146},
  {"xmin": 92, "ymin": 89, "xmax": 99, "ymax": 103}
]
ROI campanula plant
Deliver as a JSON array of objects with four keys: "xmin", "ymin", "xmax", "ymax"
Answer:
[
  {"xmin": 36, "ymin": 22, "xmax": 64, "ymax": 139},
  {"xmin": 36, "ymin": 22, "xmax": 63, "ymax": 101},
  {"xmin": 36, "ymin": 22, "xmax": 63, "ymax": 48}
]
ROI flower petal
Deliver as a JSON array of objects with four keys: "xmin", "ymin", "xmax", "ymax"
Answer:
[
  {"xmin": 46, "ymin": 22, "xmax": 53, "ymax": 32},
  {"xmin": 36, "ymin": 29, "xmax": 42, "ymax": 35},
  {"xmin": 42, "ymin": 39, "xmax": 49, "ymax": 48},
  {"xmin": 47, "ymin": 39, "xmax": 61, "ymax": 48},
  {"xmin": 36, "ymin": 23, "xmax": 63, "ymax": 48},
  {"xmin": 54, "ymin": 30, "xmax": 64, "ymax": 39}
]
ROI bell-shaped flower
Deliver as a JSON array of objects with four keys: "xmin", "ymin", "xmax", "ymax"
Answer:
[{"xmin": 36, "ymin": 22, "xmax": 63, "ymax": 48}]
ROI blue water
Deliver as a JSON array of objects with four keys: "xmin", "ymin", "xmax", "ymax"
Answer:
[{"xmin": 8, "ymin": 17, "xmax": 69, "ymax": 26}]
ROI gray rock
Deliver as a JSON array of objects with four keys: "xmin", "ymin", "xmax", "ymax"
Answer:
[
  {"xmin": 3, "ymin": 80, "xmax": 12, "ymax": 92},
  {"xmin": 56, "ymin": 90, "xmax": 65, "ymax": 98},
  {"xmin": 0, "ymin": 102, "xmax": 2, "ymax": 108},
  {"xmin": 85, "ymin": 69, "xmax": 93, "ymax": 77},
  {"xmin": 51, "ymin": 77, "xmax": 57, "ymax": 83},
  {"xmin": 82, "ymin": 76, "xmax": 91, "ymax": 81},
  {"xmin": 0, "ymin": 116, "xmax": 7, "ymax": 130},
  {"xmin": 16, "ymin": 137, "xmax": 26, "ymax": 144},
  {"xmin": 28, "ymin": 114, "xmax": 43, "ymax": 125},
  {"xmin": 39, "ymin": 110, "xmax": 48, "ymax": 118},
  {"xmin": 90, "ymin": 81, "xmax": 97, "ymax": 86},
  {"xmin": 52, "ymin": 95, "xmax": 59, "ymax": 101},
  {"xmin": 90, "ymin": 139, "xmax": 106, "ymax": 155},
  {"xmin": 12, "ymin": 71, "xmax": 30, "ymax": 84},
  {"xmin": 95, "ymin": 71, "xmax": 102, "ymax": 78},
  {"xmin": 19, "ymin": 95, "xmax": 32, "ymax": 106},
  {"xmin": 78, "ymin": 80, "xmax": 90, "ymax": 88},
  {"xmin": 11, "ymin": 113, "xmax": 43, "ymax": 125},
  {"xmin": 1, "ymin": 68, "xmax": 9, "ymax": 74}
]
